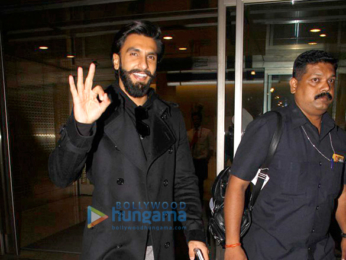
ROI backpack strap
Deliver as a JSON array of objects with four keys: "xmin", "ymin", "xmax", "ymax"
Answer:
[{"xmin": 248, "ymin": 111, "xmax": 283, "ymax": 209}]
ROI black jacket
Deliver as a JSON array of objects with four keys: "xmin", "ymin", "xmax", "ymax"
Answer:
[{"xmin": 48, "ymin": 84, "xmax": 205, "ymax": 260}]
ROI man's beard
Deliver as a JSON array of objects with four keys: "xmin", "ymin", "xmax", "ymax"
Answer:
[{"xmin": 119, "ymin": 65, "xmax": 155, "ymax": 98}]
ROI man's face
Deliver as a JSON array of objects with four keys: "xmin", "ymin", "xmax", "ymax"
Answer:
[
  {"xmin": 192, "ymin": 115, "xmax": 202, "ymax": 129},
  {"xmin": 113, "ymin": 34, "xmax": 158, "ymax": 97},
  {"xmin": 290, "ymin": 62, "xmax": 336, "ymax": 118}
]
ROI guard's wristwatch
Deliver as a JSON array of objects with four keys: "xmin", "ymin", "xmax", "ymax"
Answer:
[{"xmin": 342, "ymin": 232, "xmax": 346, "ymax": 238}]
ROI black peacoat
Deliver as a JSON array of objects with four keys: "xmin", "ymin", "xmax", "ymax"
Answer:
[{"xmin": 48, "ymin": 84, "xmax": 206, "ymax": 260}]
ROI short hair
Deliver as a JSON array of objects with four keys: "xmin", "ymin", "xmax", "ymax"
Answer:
[
  {"xmin": 292, "ymin": 50, "xmax": 338, "ymax": 80},
  {"xmin": 111, "ymin": 20, "xmax": 164, "ymax": 62}
]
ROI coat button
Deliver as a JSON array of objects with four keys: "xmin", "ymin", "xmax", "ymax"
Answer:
[
  {"xmin": 163, "ymin": 179, "xmax": 169, "ymax": 187},
  {"xmin": 115, "ymin": 145, "xmax": 120, "ymax": 151},
  {"xmin": 168, "ymin": 147, "xmax": 173, "ymax": 154},
  {"xmin": 116, "ymin": 244, "xmax": 122, "ymax": 249},
  {"xmin": 164, "ymin": 242, "xmax": 170, "ymax": 248},
  {"xmin": 319, "ymin": 161, "xmax": 322, "ymax": 166},
  {"xmin": 117, "ymin": 178, "xmax": 124, "ymax": 185}
]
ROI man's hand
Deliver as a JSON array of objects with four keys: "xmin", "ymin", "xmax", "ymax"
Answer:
[
  {"xmin": 69, "ymin": 63, "xmax": 111, "ymax": 124},
  {"xmin": 341, "ymin": 238, "xmax": 346, "ymax": 260},
  {"xmin": 224, "ymin": 246, "xmax": 247, "ymax": 260},
  {"xmin": 188, "ymin": 240, "xmax": 209, "ymax": 260}
]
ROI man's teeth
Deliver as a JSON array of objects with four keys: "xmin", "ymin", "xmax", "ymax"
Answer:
[{"xmin": 133, "ymin": 73, "xmax": 147, "ymax": 78}]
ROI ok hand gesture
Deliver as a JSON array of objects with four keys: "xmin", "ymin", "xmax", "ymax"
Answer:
[{"xmin": 69, "ymin": 63, "xmax": 111, "ymax": 124}]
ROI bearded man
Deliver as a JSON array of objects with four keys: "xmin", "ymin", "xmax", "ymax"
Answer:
[{"xmin": 49, "ymin": 20, "xmax": 208, "ymax": 260}]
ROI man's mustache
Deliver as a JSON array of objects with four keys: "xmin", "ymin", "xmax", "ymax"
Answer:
[
  {"xmin": 314, "ymin": 92, "xmax": 333, "ymax": 100},
  {"xmin": 129, "ymin": 69, "xmax": 154, "ymax": 79}
]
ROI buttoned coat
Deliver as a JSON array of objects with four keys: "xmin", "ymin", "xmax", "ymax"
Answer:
[{"xmin": 48, "ymin": 85, "xmax": 205, "ymax": 260}]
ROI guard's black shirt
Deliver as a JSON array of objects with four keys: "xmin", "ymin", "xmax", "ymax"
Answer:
[{"xmin": 231, "ymin": 101, "xmax": 346, "ymax": 260}]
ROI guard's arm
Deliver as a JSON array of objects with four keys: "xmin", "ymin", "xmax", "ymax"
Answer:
[
  {"xmin": 224, "ymin": 175, "xmax": 249, "ymax": 260},
  {"xmin": 336, "ymin": 185, "xmax": 346, "ymax": 260}
]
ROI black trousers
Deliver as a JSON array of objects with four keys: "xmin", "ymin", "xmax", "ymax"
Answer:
[{"xmin": 193, "ymin": 158, "xmax": 208, "ymax": 202}]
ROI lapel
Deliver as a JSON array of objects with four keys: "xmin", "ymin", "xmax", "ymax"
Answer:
[
  {"xmin": 104, "ymin": 108, "xmax": 147, "ymax": 171},
  {"xmin": 102, "ymin": 86, "xmax": 147, "ymax": 171},
  {"xmin": 147, "ymin": 99, "xmax": 176, "ymax": 169}
]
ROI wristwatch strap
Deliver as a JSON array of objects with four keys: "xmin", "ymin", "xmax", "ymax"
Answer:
[{"xmin": 342, "ymin": 232, "xmax": 346, "ymax": 238}]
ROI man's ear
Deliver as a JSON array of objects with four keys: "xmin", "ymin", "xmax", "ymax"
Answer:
[
  {"xmin": 113, "ymin": 53, "xmax": 120, "ymax": 70},
  {"xmin": 290, "ymin": 77, "xmax": 298, "ymax": 94}
]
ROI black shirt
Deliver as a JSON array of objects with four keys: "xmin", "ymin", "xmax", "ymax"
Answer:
[{"xmin": 231, "ymin": 101, "xmax": 346, "ymax": 260}]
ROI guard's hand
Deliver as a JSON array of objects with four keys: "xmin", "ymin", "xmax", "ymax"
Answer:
[
  {"xmin": 188, "ymin": 241, "xmax": 209, "ymax": 260},
  {"xmin": 224, "ymin": 246, "xmax": 247, "ymax": 260},
  {"xmin": 341, "ymin": 238, "xmax": 346, "ymax": 260},
  {"xmin": 69, "ymin": 63, "xmax": 111, "ymax": 124}
]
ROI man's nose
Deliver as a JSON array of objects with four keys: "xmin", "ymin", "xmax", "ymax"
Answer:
[
  {"xmin": 138, "ymin": 56, "xmax": 149, "ymax": 70},
  {"xmin": 321, "ymin": 79, "xmax": 331, "ymax": 91}
]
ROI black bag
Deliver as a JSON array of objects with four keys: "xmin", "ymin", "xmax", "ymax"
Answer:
[{"xmin": 208, "ymin": 111, "xmax": 283, "ymax": 248}]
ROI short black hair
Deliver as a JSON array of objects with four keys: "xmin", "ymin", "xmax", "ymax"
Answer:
[
  {"xmin": 111, "ymin": 20, "xmax": 164, "ymax": 62},
  {"xmin": 292, "ymin": 50, "xmax": 338, "ymax": 80}
]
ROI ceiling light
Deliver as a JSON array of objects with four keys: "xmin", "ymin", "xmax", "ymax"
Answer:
[
  {"xmin": 320, "ymin": 34, "xmax": 327, "ymax": 37},
  {"xmin": 310, "ymin": 28, "xmax": 321, "ymax": 33},
  {"xmin": 270, "ymin": 87, "xmax": 275, "ymax": 93},
  {"xmin": 67, "ymin": 55, "xmax": 75, "ymax": 58},
  {"xmin": 179, "ymin": 47, "xmax": 187, "ymax": 51},
  {"xmin": 251, "ymin": 70, "xmax": 256, "ymax": 75},
  {"xmin": 308, "ymin": 42, "xmax": 317, "ymax": 45},
  {"xmin": 274, "ymin": 96, "xmax": 280, "ymax": 99},
  {"xmin": 39, "ymin": 46, "xmax": 48, "ymax": 50},
  {"xmin": 163, "ymin": 36, "xmax": 173, "ymax": 40}
]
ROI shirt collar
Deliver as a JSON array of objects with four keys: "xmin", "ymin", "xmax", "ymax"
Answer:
[{"xmin": 289, "ymin": 100, "xmax": 335, "ymax": 135}]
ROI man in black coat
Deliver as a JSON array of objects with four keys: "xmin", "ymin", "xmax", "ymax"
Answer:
[{"xmin": 49, "ymin": 21, "xmax": 208, "ymax": 260}]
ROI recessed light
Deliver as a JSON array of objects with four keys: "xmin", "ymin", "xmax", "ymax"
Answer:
[
  {"xmin": 320, "ymin": 34, "xmax": 327, "ymax": 37},
  {"xmin": 251, "ymin": 70, "xmax": 256, "ymax": 75},
  {"xmin": 163, "ymin": 36, "xmax": 173, "ymax": 40},
  {"xmin": 39, "ymin": 46, "xmax": 48, "ymax": 50},
  {"xmin": 308, "ymin": 42, "xmax": 317, "ymax": 45},
  {"xmin": 270, "ymin": 87, "xmax": 275, "ymax": 93},
  {"xmin": 310, "ymin": 28, "xmax": 321, "ymax": 33},
  {"xmin": 179, "ymin": 47, "xmax": 187, "ymax": 51},
  {"xmin": 67, "ymin": 55, "xmax": 75, "ymax": 58}
]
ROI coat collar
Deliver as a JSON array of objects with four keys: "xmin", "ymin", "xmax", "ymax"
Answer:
[{"xmin": 102, "ymin": 84, "xmax": 175, "ymax": 171}]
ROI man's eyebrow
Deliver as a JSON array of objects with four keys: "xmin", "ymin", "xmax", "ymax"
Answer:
[
  {"xmin": 147, "ymin": 51, "xmax": 157, "ymax": 56},
  {"xmin": 125, "ymin": 47, "xmax": 157, "ymax": 56},
  {"xmin": 311, "ymin": 73, "xmax": 336, "ymax": 77},
  {"xmin": 126, "ymin": 47, "xmax": 140, "ymax": 53}
]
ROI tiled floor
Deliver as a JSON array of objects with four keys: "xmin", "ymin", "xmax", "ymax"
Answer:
[{"xmin": 1, "ymin": 196, "xmax": 92, "ymax": 260}]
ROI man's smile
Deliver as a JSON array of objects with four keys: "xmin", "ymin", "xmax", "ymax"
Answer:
[{"xmin": 132, "ymin": 72, "xmax": 149, "ymax": 81}]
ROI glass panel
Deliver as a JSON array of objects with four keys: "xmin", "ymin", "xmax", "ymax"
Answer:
[
  {"xmin": 224, "ymin": 6, "xmax": 237, "ymax": 167},
  {"xmin": 243, "ymin": 0, "xmax": 346, "ymax": 129}
]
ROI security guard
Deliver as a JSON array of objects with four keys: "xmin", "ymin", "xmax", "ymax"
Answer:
[{"xmin": 224, "ymin": 50, "xmax": 346, "ymax": 260}]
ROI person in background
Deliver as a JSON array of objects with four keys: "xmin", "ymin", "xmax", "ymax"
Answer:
[{"xmin": 187, "ymin": 112, "xmax": 214, "ymax": 203}]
